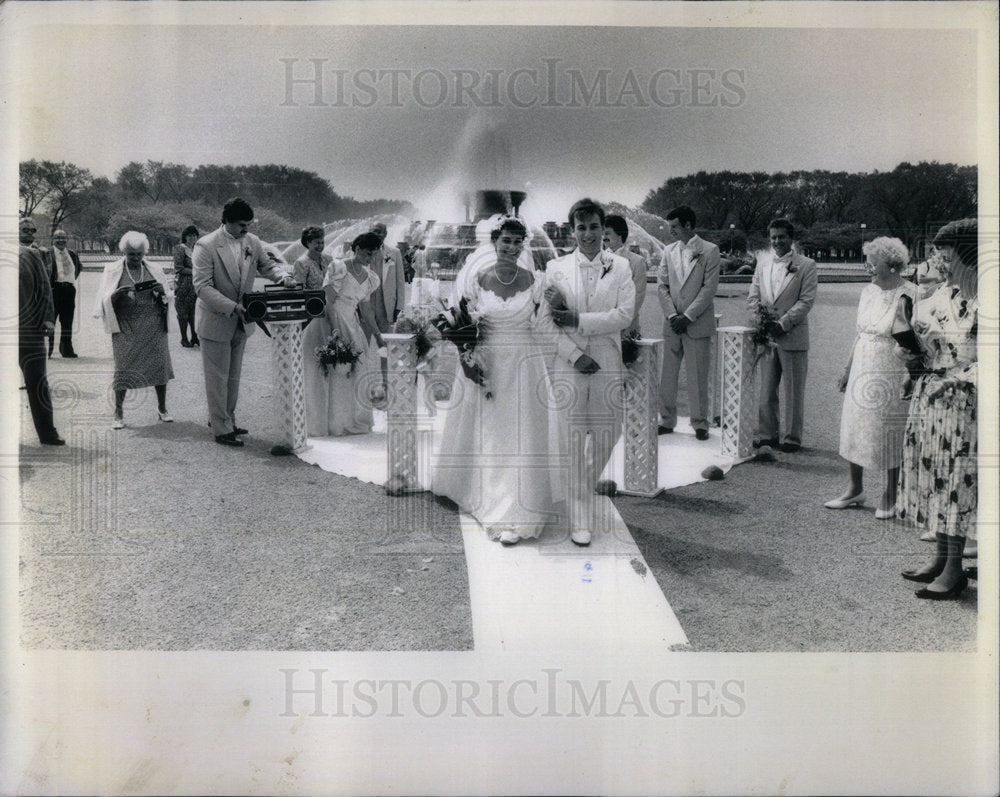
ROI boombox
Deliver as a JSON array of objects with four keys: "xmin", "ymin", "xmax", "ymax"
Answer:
[{"xmin": 242, "ymin": 284, "xmax": 326, "ymax": 335}]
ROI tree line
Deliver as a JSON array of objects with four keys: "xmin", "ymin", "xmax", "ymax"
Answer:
[
  {"xmin": 641, "ymin": 161, "xmax": 976, "ymax": 255},
  {"xmin": 19, "ymin": 160, "xmax": 414, "ymax": 252}
]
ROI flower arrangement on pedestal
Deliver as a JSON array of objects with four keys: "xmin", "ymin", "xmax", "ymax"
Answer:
[
  {"xmin": 621, "ymin": 327, "xmax": 642, "ymax": 366},
  {"xmin": 314, "ymin": 329, "xmax": 360, "ymax": 376}
]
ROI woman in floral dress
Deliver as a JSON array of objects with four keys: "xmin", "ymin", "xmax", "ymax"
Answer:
[
  {"xmin": 172, "ymin": 225, "xmax": 200, "ymax": 347},
  {"xmin": 825, "ymin": 237, "xmax": 914, "ymax": 516},
  {"xmin": 898, "ymin": 218, "xmax": 978, "ymax": 600}
]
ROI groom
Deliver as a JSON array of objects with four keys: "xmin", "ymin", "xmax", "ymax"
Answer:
[{"xmin": 545, "ymin": 198, "xmax": 636, "ymax": 545}]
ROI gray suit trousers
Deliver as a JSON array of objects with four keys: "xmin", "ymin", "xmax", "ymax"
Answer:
[
  {"xmin": 201, "ymin": 327, "xmax": 248, "ymax": 436},
  {"xmin": 756, "ymin": 347, "xmax": 808, "ymax": 445},
  {"xmin": 659, "ymin": 325, "xmax": 712, "ymax": 431}
]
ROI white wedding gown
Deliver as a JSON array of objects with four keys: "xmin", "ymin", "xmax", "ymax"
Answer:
[{"xmin": 432, "ymin": 274, "xmax": 566, "ymax": 539}]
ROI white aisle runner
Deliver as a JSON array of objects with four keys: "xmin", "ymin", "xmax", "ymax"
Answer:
[{"xmin": 295, "ymin": 405, "xmax": 731, "ymax": 652}]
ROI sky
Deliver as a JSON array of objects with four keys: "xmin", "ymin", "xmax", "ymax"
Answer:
[{"xmin": 10, "ymin": 7, "xmax": 984, "ymax": 226}]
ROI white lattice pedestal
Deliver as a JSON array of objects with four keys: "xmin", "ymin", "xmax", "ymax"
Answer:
[
  {"xmin": 384, "ymin": 333, "xmax": 429, "ymax": 495},
  {"xmin": 270, "ymin": 321, "xmax": 309, "ymax": 455},
  {"xmin": 718, "ymin": 326, "xmax": 758, "ymax": 460},
  {"xmin": 619, "ymin": 338, "xmax": 663, "ymax": 497}
]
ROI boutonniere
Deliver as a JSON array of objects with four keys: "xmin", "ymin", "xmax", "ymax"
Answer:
[
  {"xmin": 599, "ymin": 251, "xmax": 612, "ymax": 280},
  {"xmin": 786, "ymin": 258, "xmax": 798, "ymax": 274},
  {"xmin": 243, "ymin": 247, "xmax": 252, "ymax": 260}
]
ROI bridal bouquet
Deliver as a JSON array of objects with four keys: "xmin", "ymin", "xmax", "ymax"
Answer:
[
  {"xmin": 314, "ymin": 329, "xmax": 360, "ymax": 376},
  {"xmin": 432, "ymin": 296, "xmax": 491, "ymax": 399}
]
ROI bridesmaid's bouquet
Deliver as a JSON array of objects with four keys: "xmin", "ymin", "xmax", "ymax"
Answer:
[
  {"xmin": 750, "ymin": 304, "xmax": 782, "ymax": 372},
  {"xmin": 432, "ymin": 297, "xmax": 491, "ymax": 399},
  {"xmin": 315, "ymin": 329, "xmax": 360, "ymax": 376}
]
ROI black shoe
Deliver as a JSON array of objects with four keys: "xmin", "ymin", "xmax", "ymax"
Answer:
[
  {"xmin": 901, "ymin": 568, "xmax": 939, "ymax": 583},
  {"xmin": 779, "ymin": 442, "xmax": 801, "ymax": 453},
  {"xmin": 233, "ymin": 427, "xmax": 248, "ymax": 436},
  {"xmin": 695, "ymin": 429, "xmax": 710, "ymax": 441},
  {"xmin": 215, "ymin": 433, "xmax": 244, "ymax": 447},
  {"xmin": 40, "ymin": 435, "xmax": 66, "ymax": 446},
  {"xmin": 915, "ymin": 575, "xmax": 968, "ymax": 600},
  {"xmin": 753, "ymin": 438, "xmax": 778, "ymax": 449},
  {"xmin": 180, "ymin": 340, "xmax": 192, "ymax": 348},
  {"xmin": 657, "ymin": 425, "xmax": 674, "ymax": 435},
  {"xmin": 191, "ymin": 336, "xmax": 200, "ymax": 347},
  {"xmin": 964, "ymin": 566, "xmax": 978, "ymax": 580},
  {"xmin": 61, "ymin": 348, "xmax": 78, "ymax": 358}
]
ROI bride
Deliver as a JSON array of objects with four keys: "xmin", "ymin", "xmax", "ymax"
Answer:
[{"xmin": 432, "ymin": 218, "xmax": 566, "ymax": 545}]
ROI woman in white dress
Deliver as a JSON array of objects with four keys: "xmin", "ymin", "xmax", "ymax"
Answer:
[
  {"xmin": 825, "ymin": 237, "xmax": 915, "ymax": 516},
  {"xmin": 433, "ymin": 218, "xmax": 565, "ymax": 545},
  {"xmin": 326, "ymin": 233, "xmax": 385, "ymax": 436},
  {"xmin": 293, "ymin": 227, "xmax": 335, "ymax": 436}
]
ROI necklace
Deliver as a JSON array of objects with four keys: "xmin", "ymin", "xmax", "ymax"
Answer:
[
  {"xmin": 123, "ymin": 262, "xmax": 145, "ymax": 286},
  {"xmin": 493, "ymin": 265, "xmax": 518, "ymax": 286}
]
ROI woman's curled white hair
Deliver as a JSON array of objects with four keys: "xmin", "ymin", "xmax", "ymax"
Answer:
[
  {"xmin": 862, "ymin": 236, "xmax": 909, "ymax": 269},
  {"xmin": 119, "ymin": 230, "xmax": 150, "ymax": 254}
]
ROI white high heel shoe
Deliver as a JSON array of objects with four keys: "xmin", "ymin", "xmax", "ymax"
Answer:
[{"xmin": 824, "ymin": 492, "xmax": 867, "ymax": 509}]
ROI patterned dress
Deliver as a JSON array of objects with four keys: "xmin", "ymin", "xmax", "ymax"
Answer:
[
  {"xmin": 838, "ymin": 282, "xmax": 915, "ymax": 469},
  {"xmin": 896, "ymin": 284, "xmax": 977, "ymax": 538},
  {"xmin": 172, "ymin": 245, "xmax": 196, "ymax": 322},
  {"xmin": 111, "ymin": 265, "xmax": 174, "ymax": 390}
]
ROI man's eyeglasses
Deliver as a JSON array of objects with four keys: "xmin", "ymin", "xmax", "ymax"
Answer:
[{"xmin": 21, "ymin": 227, "xmax": 37, "ymax": 232}]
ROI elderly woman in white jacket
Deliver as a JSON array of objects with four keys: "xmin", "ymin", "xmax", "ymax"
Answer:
[{"xmin": 94, "ymin": 231, "xmax": 175, "ymax": 429}]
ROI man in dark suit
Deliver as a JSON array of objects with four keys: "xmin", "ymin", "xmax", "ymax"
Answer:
[
  {"xmin": 747, "ymin": 218, "xmax": 818, "ymax": 453},
  {"xmin": 657, "ymin": 206, "xmax": 721, "ymax": 440},
  {"xmin": 18, "ymin": 217, "xmax": 65, "ymax": 445},
  {"xmin": 192, "ymin": 198, "xmax": 295, "ymax": 447},
  {"xmin": 43, "ymin": 229, "xmax": 82, "ymax": 358}
]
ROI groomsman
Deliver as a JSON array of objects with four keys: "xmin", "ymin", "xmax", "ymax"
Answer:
[
  {"xmin": 602, "ymin": 215, "xmax": 647, "ymax": 333},
  {"xmin": 657, "ymin": 206, "xmax": 720, "ymax": 440},
  {"xmin": 43, "ymin": 229, "xmax": 82, "ymax": 358},
  {"xmin": 545, "ymin": 198, "xmax": 635, "ymax": 545},
  {"xmin": 193, "ymin": 198, "xmax": 295, "ymax": 447},
  {"xmin": 369, "ymin": 222, "xmax": 406, "ymax": 333},
  {"xmin": 747, "ymin": 218, "xmax": 818, "ymax": 453}
]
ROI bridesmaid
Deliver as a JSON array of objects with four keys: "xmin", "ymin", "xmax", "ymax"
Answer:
[{"xmin": 293, "ymin": 226, "xmax": 337, "ymax": 437}]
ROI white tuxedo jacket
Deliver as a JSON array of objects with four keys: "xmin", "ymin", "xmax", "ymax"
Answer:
[{"xmin": 545, "ymin": 249, "xmax": 636, "ymax": 368}]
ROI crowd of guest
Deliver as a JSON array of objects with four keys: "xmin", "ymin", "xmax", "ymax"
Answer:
[{"xmin": 16, "ymin": 202, "xmax": 980, "ymax": 598}]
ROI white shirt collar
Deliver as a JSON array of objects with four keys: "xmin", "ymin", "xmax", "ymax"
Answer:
[{"xmin": 576, "ymin": 249, "xmax": 603, "ymax": 267}]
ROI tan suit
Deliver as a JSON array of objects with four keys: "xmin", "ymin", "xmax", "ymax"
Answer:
[
  {"xmin": 747, "ymin": 250, "xmax": 818, "ymax": 445},
  {"xmin": 657, "ymin": 235, "xmax": 720, "ymax": 430},
  {"xmin": 193, "ymin": 226, "xmax": 290, "ymax": 435},
  {"xmin": 371, "ymin": 245, "xmax": 405, "ymax": 333}
]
